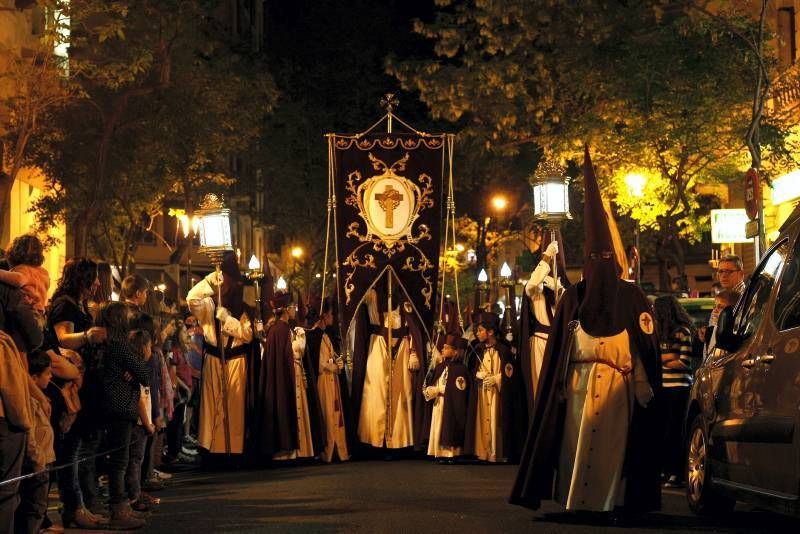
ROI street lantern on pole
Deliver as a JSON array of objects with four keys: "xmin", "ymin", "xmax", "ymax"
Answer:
[
  {"xmin": 177, "ymin": 213, "xmax": 201, "ymax": 297},
  {"xmin": 500, "ymin": 261, "xmax": 514, "ymax": 340},
  {"xmin": 530, "ymin": 160, "xmax": 571, "ymax": 303},
  {"xmin": 247, "ymin": 254, "xmax": 265, "ymax": 339},
  {"xmin": 196, "ymin": 193, "xmax": 234, "ymax": 455},
  {"xmin": 624, "ymin": 172, "xmax": 647, "ymax": 285}
]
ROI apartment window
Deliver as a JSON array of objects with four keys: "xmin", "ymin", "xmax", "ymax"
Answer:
[{"xmin": 778, "ymin": 7, "xmax": 797, "ymax": 68}]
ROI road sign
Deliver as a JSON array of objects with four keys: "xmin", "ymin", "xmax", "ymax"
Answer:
[
  {"xmin": 744, "ymin": 168, "xmax": 760, "ymax": 220},
  {"xmin": 745, "ymin": 219, "xmax": 760, "ymax": 239}
]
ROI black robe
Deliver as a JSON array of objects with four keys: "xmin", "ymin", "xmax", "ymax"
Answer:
[
  {"xmin": 510, "ymin": 280, "xmax": 663, "ymax": 512},
  {"xmin": 464, "ymin": 341, "xmax": 528, "ymax": 463},
  {"xmin": 250, "ymin": 319, "xmax": 297, "ymax": 456},
  {"xmin": 296, "ymin": 327, "xmax": 326, "ymax": 455}
]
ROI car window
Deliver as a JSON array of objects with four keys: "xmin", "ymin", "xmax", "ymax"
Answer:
[
  {"xmin": 774, "ymin": 234, "xmax": 800, "ymax": 331},
  {"xmin": 734, "ymin": 239, "xmax": 789, "ymax": 338}
]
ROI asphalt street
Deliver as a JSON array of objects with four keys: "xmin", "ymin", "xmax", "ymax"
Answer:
[{"xmin": 68, "ymin": 459, "xmax": 799, "ymax": 534}]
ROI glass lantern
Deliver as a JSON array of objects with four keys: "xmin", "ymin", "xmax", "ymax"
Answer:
[
  {"xmin": 530, "ymin": 160, "xmax": 572, "ymax": 225},
  {"xmin": 197, "ymin": 193, "xmax": 233, "ymax": 257}
]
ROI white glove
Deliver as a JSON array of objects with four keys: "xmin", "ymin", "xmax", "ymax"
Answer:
[
  {"xmin": 323, "ymin": 360, "xmax": 338, "ymax": 373},
  {"xmin": 335, "ymin": 356, "xmax": 344, "ymax": 371},
  {"xmin": 476, "ymin": 370, "xmax": 487, "ymax": 381},
  {"xmin": 544, "ymin": 242, "xmax": 558, "ymax": 258},
  {"xmin": 408, "ymin": 352, "xmax": 421, "ymax": 371},
  {"xmin": 205, "ymin": 271, "xmax": 224, "ymax": 287},
  {"xmin": 483, "ymin": 376, "xmax": 496, "ymax": 391},
  {"xmin": 216, "ymin": 306, "xmax": 231, "ymax": 322},
  {"xmin": 424, "ymin": 386, "xmax": 438, "ymax": 401},
  {"xmin": 634, "ymin": 381, "xmax": 654, "ymax": 408}
]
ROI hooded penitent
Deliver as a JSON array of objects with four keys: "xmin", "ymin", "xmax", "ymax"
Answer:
[
  {"xmin": 221, "ymin": 250, "xmax": 245, "ymax": 318},
  {"xmin": 578, "ymin": 147, "xmax": 623, "ymax": 337}
]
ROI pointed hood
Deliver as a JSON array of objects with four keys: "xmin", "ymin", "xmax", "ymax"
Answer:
[
  {"xmin": 220, "ymin": 250, "xmax": 245, "ymax": 318},
  {"xmin": 579, "ymin": 147, "xmax": 623, "ymax": 337}
]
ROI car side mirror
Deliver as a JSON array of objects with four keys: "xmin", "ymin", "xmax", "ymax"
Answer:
[{"xmin": 715, "ymin": 306, "xmax": 742, "ymax": 353}]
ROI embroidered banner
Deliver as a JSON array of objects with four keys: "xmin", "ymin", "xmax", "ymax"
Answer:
[{"xmin": 331, "ymin": 133, "xmax": 445, "ymax": 341}]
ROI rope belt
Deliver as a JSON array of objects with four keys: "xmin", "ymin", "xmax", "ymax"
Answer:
[{"xmin": 570, "ymin": 358, "xmax": 632, "ymax": 377}]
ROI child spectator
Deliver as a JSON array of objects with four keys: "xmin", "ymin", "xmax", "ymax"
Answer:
[
  {"xmin": 653, "ymin": 295, "xmax": 698, "ymax": 488},
  {"xmin": 15, "ymin": 350, "xmax": 55, "ymax": 534},
  {"xmin": 165, "ymin": 320, "xmax": 193, "ymax": 464},
  {"xmin": 99, "ymin": 302, "xmax": 149, "ymax": 529},
  {"xmin": 126, "ymin": 329, "xmax": 159, "ymax": 513},
  {"xmin": 0, "ymin": 234, "xmax": 50, "ymax": 328}
]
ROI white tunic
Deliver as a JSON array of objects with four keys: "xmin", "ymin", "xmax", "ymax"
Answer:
[
  {"xmin": 473, "ymin": 346, "xmax": 504, "ymax": 463},
  {"xmin": 556, "ymin": 324, "xmax": 644, "ymax": 511},
  {"xmin": 317, "ymin": 332, "xmax": 349, "ymax": 462},
  {"xmin": 357, "ymin": 289, "xmax": 415, "ymax": 449},
  {"xmin": 187, "ymin": 279, "xmax": 253, "ymax": 454},
  {"xmin": 525, "ymin": 260, "xmax": 558, "ymax": 400},
  {"xmin": 426, "ymin": 366, "xmax": 460, "ymax": 458}
]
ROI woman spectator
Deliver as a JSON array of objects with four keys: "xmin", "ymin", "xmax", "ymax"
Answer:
[
  {"xmin": 653, "ymin": 295, "xmax": 698, "ymax": 488},
  {"xmin": 99, "ymin": 302, "xmax": 149, "ymax": 529},
  {"xmin": 88, "ymin": 262, "xmax": 113, "ymax": 322},
  {"xmin": 45, "ymin": 258, "xmax": 107, "ymax": 528}
]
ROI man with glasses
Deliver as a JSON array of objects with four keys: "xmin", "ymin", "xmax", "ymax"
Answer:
[{"xmin": 716, "ymin": 254, "xmax": 745, "ymax": 294}]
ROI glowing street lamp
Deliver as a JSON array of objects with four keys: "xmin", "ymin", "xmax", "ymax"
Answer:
[
  {"xmin": 530, "ymin": 160, "xmax": 571, "ymax": 304},
  {"xmin": 500, "ymin": 262, "xmax": 514, "ymax": 339},
  {"xmin": 276, "ymin": 275, "xmax": 287, "ymax": 291},
  {"xmin": 491, "ymin": 195, "xmax": 508, "ymax": 212},
  {"xmin": 195, "ymin": 192, "xmax": 233, "ymax": 455},
  {"xmin": 291, "ymin": 246, "xmax": 304, "ymax": 259},
  {"xmin": 624, "ymin": 172, "xmax": 647, "ymax": 285}
]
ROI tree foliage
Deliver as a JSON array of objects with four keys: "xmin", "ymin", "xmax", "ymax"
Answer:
[
  {"xmin": 390, "ymin": 0, "xmax": 800, "ymax": 287},
  {"xmin": 26, "ymin": 0, "xmax": 277, "ymax": 270}
]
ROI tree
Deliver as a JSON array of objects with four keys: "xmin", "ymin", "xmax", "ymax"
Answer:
[
  {"xmin": 0, "ymin": 1, "xmax": 77, "ymax": 245},
  {"xmin": 390, "ymin": 1, "xmax": 798, "ymax": 288},
  {"xmin": 27, "ymin": 0, "xmax": 277, "ymax": 269}
]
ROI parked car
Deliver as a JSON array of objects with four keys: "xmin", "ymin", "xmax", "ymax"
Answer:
[{"xmin": 684, "ymin": 204, "xmax": 800, "ymax": 517}]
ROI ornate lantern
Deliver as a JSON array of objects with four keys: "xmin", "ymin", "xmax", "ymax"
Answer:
[
  {"xmin": 530, "ymin": 160, "xmax": 571, "ymax": 225},
  {"xmin": 196, "ymin": 193, "xmax": 233, "ymax": 259}
]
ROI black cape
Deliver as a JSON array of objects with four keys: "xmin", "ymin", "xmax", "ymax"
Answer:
[
  {"xmin": 510, "ymin": 280, "xmax": 663, "ymax": 512},
  {"xmin": 464, "ymin": 341, "xmax": 528, "ymax": 463},
  {"xmin": 435, "ymin": 359, "xmax": 472, "ymax": 449},
  {"xmin": 518, "ymin": 281, "xmax": 556, "ymax": 416},
  {"xmin": 305, "ymin": 326, "xmax": 352, "ymax": 450},
  {"xmin": 249, "ymin": 319, "xmax": 297, "ymax": 456}
]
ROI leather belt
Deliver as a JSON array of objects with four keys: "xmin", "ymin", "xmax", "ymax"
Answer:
[{"xmin": 205, "ymin": 344, "xmax": 249, "ymax": 359}]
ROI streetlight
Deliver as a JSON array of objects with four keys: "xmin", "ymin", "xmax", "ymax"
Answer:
[
  {"xmin": 291, "ymin": 246, "xmax": 304, "ymax": 259},
  {"xmin": 176, "ymin": 211, "xmax": 201, "ymax": 296},
  {"xmin": 276, "ymin": 275, "xmax": 287, "ymax": 291},
  {"xmin": 247, "ymin": 254, "xmax": 265, "ymax": 338},
  {"xmin": 196, "ymin": 192, "xmax": 233, "ymax": 455},
  {"xmin": 624, "ymin": 172, "xmax": 647, "ymax": 285},
  {"xmin": 475, "ymin": 268, "xmax": 489, "ymax": 309},
  {"xmin": 491, "ymin": 195, "xmax": 508, "ymax": 212},
  {"xmin": 530, "ymin": 160, "xmax": 572, "ymax": 303},
  {"xmin": 500, "ymin": 261, "xmax": 514, "ymax": 340}
]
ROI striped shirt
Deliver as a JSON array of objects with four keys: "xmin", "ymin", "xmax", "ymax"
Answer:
[{"xmin": 661, "ymin": 326, "xmax": 694, "ymax": 388}]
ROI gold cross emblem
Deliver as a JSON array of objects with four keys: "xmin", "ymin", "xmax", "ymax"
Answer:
[{"xmin": 375, "ymin": 184, "xmax": 403, "ymax": 228}]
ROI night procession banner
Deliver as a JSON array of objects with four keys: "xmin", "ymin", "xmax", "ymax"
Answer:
[{"xmin": 328, "ymin": 133, "xmax": 449, "ymax": 342}]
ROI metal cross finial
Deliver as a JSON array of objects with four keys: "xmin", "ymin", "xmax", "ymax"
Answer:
[{"xmin": 381, "ymin": 93, "xmax": 399, "ymax": 113}]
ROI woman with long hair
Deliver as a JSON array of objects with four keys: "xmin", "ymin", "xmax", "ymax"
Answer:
[
  {"xmin": 653, "ymin": 295, "xmax": 697, "ymax": 488},
  {"xmin": 45, "ymin": 258, "xmax": 107, "ymax": 528},
  {"xmin": 88, "ymin": 262, "xmax": 113, "ymax": 321}
]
